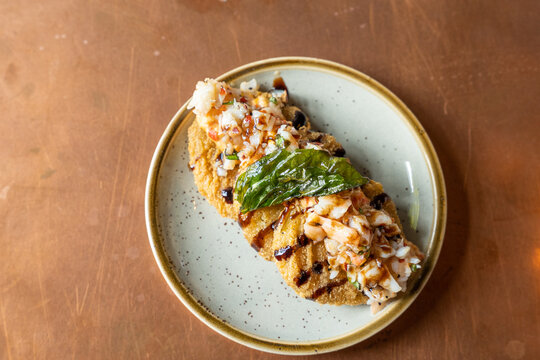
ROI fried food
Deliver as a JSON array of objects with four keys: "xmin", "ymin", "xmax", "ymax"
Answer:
[{"xmin": 186, "ymin": 78, "xmax": 424, "ymax": 312}]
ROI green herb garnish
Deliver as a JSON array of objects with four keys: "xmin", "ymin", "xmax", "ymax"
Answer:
[
  {"xmin": 223, "ymin": 100, "xmax": 234, "ymax": 105},
  {"xmin": 410, "ymin": 264, "xmax": 419, "ymax": 272},
  {"xmin": 269, "ymin": 97, "xmax": 278, "ymax": 104},
  {"xmin": 275, "ymin": 134, "xmax": 289, "ymax": 148},
  {"xmin": 352, "ymin": 281, "xmax": 361, "ymax": 290},
  {"xmin": 234, "ymin": 149, "xmax": 369, "ymax": 213},
  {"xmin": 225, "ymin": 152, "xmax": 239, "ymax": 160}
]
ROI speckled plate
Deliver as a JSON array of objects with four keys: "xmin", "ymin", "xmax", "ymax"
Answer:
[{"xmin": 145, "ymin": 57, "xmax": 446, "ymax": 355}]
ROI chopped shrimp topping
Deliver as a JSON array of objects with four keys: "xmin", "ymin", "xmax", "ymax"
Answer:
[
  {"xmin": 189, "ymin": 79, "xmax": 424, "ymax": 314},
  {"xmin": 300, "ymin": 190, "xmax": 424, "ymax": 313},
  {"xmin": 188, "ymin": 78, "xmax": 303, "ymax": 175}
]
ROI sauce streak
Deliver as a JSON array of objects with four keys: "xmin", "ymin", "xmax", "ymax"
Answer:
[
  {"xmin": 275, "ymin": 203, "xmax": 293, "ymax": 229},
  {"xmin": 297, "ymin": 234, "xmax": 309, "ymax": 247},
  {"xmin": 251, "ymin": 220, "xmax": 276, "ymax": 252},
  {"xmin": 294, "ymin": 270, "xmax": 311, "ymax": 287},
  {"xmin": 274, "ymin": 245, "xmax": 294, "ymax": 261},
  {"xmin": 309, "ymin": 279, "xmax": 347, "ymax": 300},
  {"xmin": 238, "ymin": 211, "xmax": 254, "ymax": 228},
  {"xmin": 274, "ymin": 234, "xmax": 312, "ymax": 261},
  {"xmin": 312, "ymin": 261, "xmax": 323, "ymax": 274},
  {"xmin": 293, "ymin": 262, "xmax": 327, "ymax": 286},
  {"xmin": 272, "ymin": 76, "xmax": 288, "ymax": 91},
  {"xmin": 221, "ymin": 188, "xmax": 233, "ymax": 204}
]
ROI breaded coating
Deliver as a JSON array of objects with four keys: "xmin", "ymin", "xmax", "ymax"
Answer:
[
  {"xmin": 188, "ymin": 121, "xmax": 240, "ymax": 219},
  {"xmin": 271, "ymin": 180, "xmax": 403, "ymax": 305},
  {"xmin": 188, "ymin": 109, "xmax": 411, "ymax": 306}
]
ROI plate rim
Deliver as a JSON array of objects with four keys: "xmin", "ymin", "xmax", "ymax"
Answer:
[{"xmin": 145, "ymin": 56, "xmax": 447, "ymax": 355}]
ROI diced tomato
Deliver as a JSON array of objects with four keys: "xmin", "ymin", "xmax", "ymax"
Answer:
[
  {"xmin": 219, "ymin": 87, "xmax": 226, "ymax": 96},
  {"xmin": 240, "ymin": 97, "xmax": 247, "ymax": 103},
  {"xmin": 208, "ymin": 129, "xmax": 220, "ymax": 141}
]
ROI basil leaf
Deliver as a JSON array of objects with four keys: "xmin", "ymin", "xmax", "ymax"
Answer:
[{"xmin": 235, "ymin": 149, "xmax": 368, "ymax": 213}]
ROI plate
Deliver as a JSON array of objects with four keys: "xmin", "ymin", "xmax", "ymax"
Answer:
[{"xmin": 145, "ymin": 57, "xmax": 446, "ymax": 354}]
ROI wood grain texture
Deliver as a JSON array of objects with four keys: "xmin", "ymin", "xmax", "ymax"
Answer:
[{"xmin": 0, "ymin": 0, "xmax": 538, "ymax": 359}]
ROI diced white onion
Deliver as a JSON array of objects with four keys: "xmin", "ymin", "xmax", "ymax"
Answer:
[
  {"xmin": 395, "ymin": 246, "xmax": 410, "ymax": 259},
  {"xmin": 216, "ymin": 166, "xmax": 227, "ymax": 177},
  {"xmin": 329, "ymin": 270, "xmax": 340, "ymax": 279}
]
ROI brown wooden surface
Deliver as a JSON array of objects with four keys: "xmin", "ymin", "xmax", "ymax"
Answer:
[{"xmin": 1, "ymin": 0, "xmax": 539, "ymax": 359}]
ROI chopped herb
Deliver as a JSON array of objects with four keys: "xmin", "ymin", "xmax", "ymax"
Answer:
[
  {"xmin": 269, "ymin": 96, "xmax": 278, "ymax": 104},
  {"xmin": 410, "ymin": 264, "xmax": 419, "ymax": 272},
  {"xmin": 223, "ymin": 100, "xmax": 234, "ymax": 105},
  {"xmin": 275, "ymin": 134, "xmax": 289, "ymax": 148},
  {"xmin": 352, "ymin": 281, "xmax": 361, "ymax": 290},
  {"xmin": 225, "ymin": 152, "xmax": 239, "ymax": 160}
]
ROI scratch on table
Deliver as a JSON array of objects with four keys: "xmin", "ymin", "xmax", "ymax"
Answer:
[
  {"xmin": 76, "ymin": 283, "xmax": 90, "ymax": 315},
  {"xmin": 405, "ymin": 0, "xmax": 441, "ymax": 39},
  {"xmin": 369, "ymin": 2, "xmax": 376, "ymax": 37},
  {"xmin": 93, "ymin": 46, "xmax": 136, "ymax": 317},
  {"xmin": 63, "ymin": 290, "xmax": 76, "ymax": 319},
  {"xmin": 1, "ymin": 297, "xmax": 13, "ymax": 360},
  {"xmin": 37, "ymin": 253, "xmax": 52, "ymax": 342},
  {"xmin": 463, "ymin": 121, "xmax": 472, "ymax": 187},
  {"xmin": 129, "ymin": 321, "xmax": 142, "ymax": 360},
  {"xmin": 1, "ymin": 278, "xmax": 20, "ymax": 293},
  {"xmin": 0, "ymin": 185, "xmax": 11, "ymax": 200},
  {"xmin": 398, "ymin": 2, "xmax": 450, "ymax": 113},
  {"xmin": 229, "ymin": 26, "xmax": 242, "ymax": 62},
  {"xmin": 177, "ymin": 75, "xmax": 183, "ymax": 107},
  {"xmin": 32, "ymin": 331, "xmax": 37, "ymax": 360}
]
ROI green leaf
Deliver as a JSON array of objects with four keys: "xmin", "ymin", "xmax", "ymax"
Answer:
[
  {"xmin": 234, "ymin": 149, "xmax": 369, "ymax": 212},
  {"xmin": 223, "ymin": 100, "xmax": 234, "ymax": 105},
  {"xmin": 269, "ymin": 97, "xmax": 278, "ymax": 104},
  {"xmin": 225, "ymin": 151, "xmax": 239, "ymax": 160}
]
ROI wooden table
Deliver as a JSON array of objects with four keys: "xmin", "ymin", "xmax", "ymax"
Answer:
[{"xmin": 1, "ymin": 1, "xmax": 538, "ymax": 359}]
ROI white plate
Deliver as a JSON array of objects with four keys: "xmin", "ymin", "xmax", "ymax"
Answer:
[{"xmin": 145, "ymin": 57, "xmax": 446, "ymax": 354}]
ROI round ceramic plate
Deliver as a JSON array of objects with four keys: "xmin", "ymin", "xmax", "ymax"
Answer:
[{"xmin": 145, "ymin": 57, "xmax": 446, "ymax": 355}]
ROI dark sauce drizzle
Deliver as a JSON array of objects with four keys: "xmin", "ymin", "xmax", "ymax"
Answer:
[
  {"xmin": 309, "ymin": 279, "xmax": 347, "ymax": 300},
  {"xmin": 251, "ymin": 220, "xmax": 276, "ymax": 252},
  {"xmin": 238, "ymin": 211, "xmax": 254, "ymax": 228},
  {"xmin": 275, "ymin": 202, "xmax": 293, "ymax": 228},
  {"xmin": 220, "ymin": 188, "xmax": 234, "ymax": 204},
  {"xmin": 312, "ymin": 261, "xmax": 323, "ymax": 274},
  {"xmin": 293, "ymin": 262, "xmax": 328, "ymax": 287},
  {"xmin": 294, "ymin": 270, "xmax": 311, "ymax": 287},
  {"xmin": 274, "ymin": 234, "xmax": 311, "ymax": 261},
  {"xmin": 274, "ymin": 245, "xmax": 293, "ymax": 261},
  {"xmin": 370, "ymin": 193, "xmax": 390, "ymax": 210},
  {"xmin": 273, "ymin": 77, "xmax": 288, "ymax": 91}
]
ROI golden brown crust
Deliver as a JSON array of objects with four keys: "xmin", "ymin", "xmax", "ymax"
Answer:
[
  {"xmin": 188, "ymin": 120, "xmax": 240, "ymax": 219},
  {"xmin": 273, "ymin": 207, "xmax": 367, "ymax": 305},
  {"xmin": 271, "ymin": 180, "xmax": 405, "ymax": 305},
  {"xmin": 188, "ymin": 110, "xmax": 410, "ymax": 306}
]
